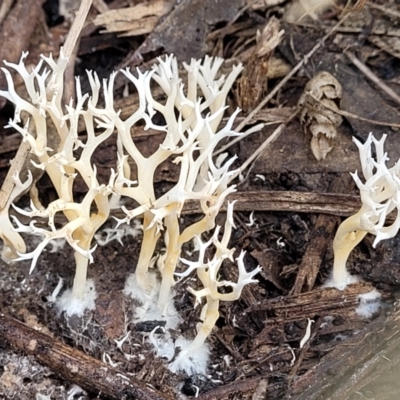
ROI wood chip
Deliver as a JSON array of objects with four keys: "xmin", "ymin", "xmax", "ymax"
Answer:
[{"xmin": 93, "ymin": 0, "xmax": 174, "ymax": 36}]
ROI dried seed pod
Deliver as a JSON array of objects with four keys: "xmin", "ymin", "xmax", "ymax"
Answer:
[{"xmin": 298, "ymin": 71, "xmax": 343, "ymax": 161}]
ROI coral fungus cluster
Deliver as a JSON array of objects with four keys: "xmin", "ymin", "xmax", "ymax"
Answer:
[{"xmin": 0, "ymin": 50, "xmax": 260, "ymax": 374}]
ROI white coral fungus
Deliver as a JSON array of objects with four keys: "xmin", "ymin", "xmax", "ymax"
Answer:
[
  {"xmin": 0, "ymin": 49, "xmax": 251, "ymax": 334},
  {"xmin": 0, "ymin": 50, "xmax": 262, "ymax": 374},
  {"xmin": 331, "ymin": 133, "xmax": 400, "ymax": 289},
  {"xmin": 171, "ymin": 202, "xmax": 261, "ymax": 374}
]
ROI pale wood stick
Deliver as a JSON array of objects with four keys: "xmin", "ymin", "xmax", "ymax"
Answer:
[
  {"xmin": 63, "ymin": 0, "xmax": 93, "ymax": 58},
  {"xmin": 0, "ymin": 0, "xmax": 93, "ymax": 212}
]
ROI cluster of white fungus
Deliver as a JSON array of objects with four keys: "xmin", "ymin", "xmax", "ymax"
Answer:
[
  {"xmin": 0, "ymin": 50, "xmax": 261, "ymax": 374},
  {"xmin": 4, "ymin": 48, "xmax": 392, "ymax": 377}
]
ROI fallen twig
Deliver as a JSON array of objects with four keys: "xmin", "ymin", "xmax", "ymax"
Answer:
[
  {"xmin": 164, "ymin": 190, "xmax": 361, "ymax": 216},
  {"xmin": 0, "ymin": 0, "xmax": 45, "ymax": 109},
  {"xmin": 63, "ymin": 0, "xmax": 93, "ymax": 104},
  {"xmin": 63, "ymin": 0, "xmax": 93, "ymax": 58},
  {"xmin": 246, "ymin": 281, "xmax": 375, "ymax": 316},
  {"xmin": 0, "ymin": 313, "xmax": 174, "ymax": 400},
  {"xmin": 197, "ymin": 375, "xmax": 264, "ymax": 400},
  {"xmin": 309, "ymin": 92, "xmax": 400, "ymax": 129},
  {"xmin": 229, "ymin": 112, "xmax": 298, "ymax": 181},
  {"xmin": 0, "ymin": 0, "xmax": 92, "ymax": 213},
  {"xmin": 345, "ymin": 50, "xmax": 400, "ymax": 107},
  {"xmin": 366, "ymin": 2, "xmax": 400, "ymax": 19},
  {"xmin": 0, "ymin": 0, "xmax": 13, "ymax": 26},
  {"xmin": 290, "ymin": 176, "xmax": 352, "ymax": 295}
]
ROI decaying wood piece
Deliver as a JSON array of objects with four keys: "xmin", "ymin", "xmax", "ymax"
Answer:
[
  {"xmin": 180, "ymin": 190, "xmax": 361, "ymax": 216},
  {"xmin": 247, "ymin": 282, "xmax": 375, "ymax": 318},
  {"xmin": 234, "ymin": 17, "xmax": 284, "ymax": 114},
  {"xmin": 11, "ymin": 190, "xmax": 362, "ymax": 236},
  {"xmin": 290, "ymin": 176, "xmax": 348, "ymax": 295},
  {"xmin": 250, "ymin": 282, "xmax": 377, "ymax": 350},
  {"xmin": 287, "ymin": 306, "xmax": 394, "ymax": 399},
  {"xmin": 290, "ymin": 213, "xmax": 339, "ymax": 295},
  {"xmin": 93, "ymin": 0, "xmax": 174, "ymax": 37},
  {"xmin": 197, "ymin": 375, "xmax": 265, "ymax": 400},
  {"xmin": 197, "ymin": 282, "xmax": 380, "ymax": 398},
  {"xmin": 108, "ymin": 190, "xmax": 360, "ymax": 233},
  {"xmin": 0, "ymin": 313, "xmax": 174, "ymax": 400}
]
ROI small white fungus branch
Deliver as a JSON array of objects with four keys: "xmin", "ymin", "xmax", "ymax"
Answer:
[
  {"xmin": 331, "ymin": 133, "xmax": 400, "ymax": 289},
  {"xmin": 171, "ymin": 202, "xmax": 261, "ymax": 373}
]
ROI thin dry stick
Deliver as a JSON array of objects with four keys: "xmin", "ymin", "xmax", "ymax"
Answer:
[
  {"xmin": 0, "ymin": 143, "xmax": 31, "ymax": 213},
  {"xmin": 309, "ymin": 93, "xmax": 400, "ymax": 128},
  {"xmin": 63, "ymin": 0, "xmax": 93, "ymax": 104},
  {"xmin": 340, "ymin": 0, "xmax": 367, "ymax": 12},
  {"xmin": 345, "ymin": 50, "xmax": 400, "ymax": 107},
  {"xmin": 92, "ymin": 0, "xmax": 109, "ymax": 13},
  {"xmin": 0, "ymin": 0, "xmax": 93, "ymax": 213},
  {"xmin": 229, "ymin": 111, "xmax": 298, "ymax": 182},
  {"xmin": 63, "ymin": 38, "xmax": 81, "ymax": 105},
  {"xmin": 215, "ymin": 121, "xmax": 281, "ymax": 156},
  {"xmin": 0, "ymin": 0, "xmax": 13, "ymax": 26},
  {"xmin": 63, "ymin": 0, "xmax": 92, "ymax": 58},
  {"xmin": 366, "ymin": 2, "xmax": 400, "ymax": 19}
]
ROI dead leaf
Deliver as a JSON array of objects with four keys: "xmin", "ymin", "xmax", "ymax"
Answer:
[
  {"xmin": 298, "ymin": 71, "xmax": 343, "ymax": 161},
  {"xmin": 251, "ymin": 248, "xmax": 286, "ymax": 291}
]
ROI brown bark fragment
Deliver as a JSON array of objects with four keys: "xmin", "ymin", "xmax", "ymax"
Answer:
[
  {"xmin": 0, "ymin": 313, "xmax": 174, "ymax": 400},
  {"xmin": 0, "ymin": 0, "xmax": 45, "ymax": 109},
  {"xmin": 290, "ymin": 214, "xmax": 339, "ymax": 295},
  {"xmin": 235, "ymin": 17, "xmax": 284, "ymax": 114}
]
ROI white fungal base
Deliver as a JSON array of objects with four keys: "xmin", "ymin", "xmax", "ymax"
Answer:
[
  {"xmin": 149, "ymin": 330, "xmax": 210, "ymax": 375},
  {"xmin": 125, "ymin": 272, "xmax": 210, "ymax": 374},
  {"xmin": 356, "ymin": 289, "xmax": 382, "ymax": 318},
  {"xmin": 124, "ymin": 272, "xmax": 181, "ymax": 329},
  {"xmin": 168, "ymin": 338, "xmax": 210, "ymax": 375},
  {"xmin": 56, "ymin": 279, "xmax": 97, "ymax": 317},
  {"xmin": 324, "ymin": 273, "xmax": 360, "ymax": 290}
]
